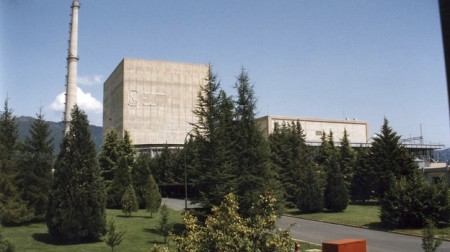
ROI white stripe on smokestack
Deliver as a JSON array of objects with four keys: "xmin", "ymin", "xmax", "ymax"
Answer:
[{"xmin": 64, "ymin": 0, "xmax": 80, "ymax": 134}]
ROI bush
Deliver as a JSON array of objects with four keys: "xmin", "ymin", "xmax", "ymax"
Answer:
[
  {"xmin": 174, "ymin": 193, "xmax": 292, "ymax": 252},
  {"xmin": 380, "ymin": 175, "xmax": 450, "ymax": 228}
]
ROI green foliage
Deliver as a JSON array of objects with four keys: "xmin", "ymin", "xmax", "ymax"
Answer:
[
  {"xmin": 269, "ymin": 121, "xmax": 322, "ymax": 213},
  {"xmin": 16, "ymin": 110, "xmax": 53, "ymax": 221},
  {"xmin": 174, "ymin": 193, "xmax": 292, "ymax": 252},
  {"xmin": 191, "ymin": 66, "xmax": 236, "ymax": 209},
  {"xmin": 152, "ymin": 145, "xmax": 181, "ymax": 184},
  {"xmin": 350, "ymin": 149, "xmax": 376, "ymax": 203},
  {"xmin": 422, "ymin": 221, "xmax": 442, "ymax": 252},
  {"xmin": 324, "ymin": 156, "xmax": 349, "ymax": 212},
  {"xmin": 121, "ymin": 185, "xmax": 138, "ymax": 217},
  {"xmin": 132, "ymin": 152, "xmax": 152, "ymax": 208},
  {"xmin": 46, "ymin": 105, "xmax": 106, "ymax": 241},
  {"xmin": 120, "ymin": 131, "xmax": 136, "ymax": 168},
  {"xmin": 105, "ymin": 219, "xmax": 125, "ymax": 252},
  {"xmin": 232, "ymin": 68, "xmax": 284, "ymax": 217},
  {"xmin": 380, "ymin": 174, "xmax": 450, "ymax": 228},
  {"xmin": 145, "ymin": 175, "xmax": 161, "ymax": 217},
  {"xmin": 369, "ymin": 118, "xmax": 417, "ymax": 198},
  {"xmin": 339, "ymin": 129, "xmax": 356, "ymax": 191},
  {"xmin": 0, "ymin": 229, "xmax": 14, "ymax": 252},
  {"xmin": 99, "ymin": 129, "xmax": 121, "ymax": 184},
  {"xmin": 0, "ymin": 99, "xmax": 33, "ymax": 226},
  {"xmin": 149, "ymin": 244, "xmax": 170, "ymax": 252},
  {"xmin": 296, "ymin": 162, "xmax": 323, "ymax": 213},
  {"xmin": 108, "ymin": 156, "xmax": 132, "ymax": 209},
  {"xmin": 269, "ymin": 122, "xmax": 300, "ymax": 207},
  {"xmin": 159, "ymin": 204, "xmax": 172, "ymax": 244}
]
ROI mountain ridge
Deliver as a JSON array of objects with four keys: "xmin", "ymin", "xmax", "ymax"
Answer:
[{"xmin": 15, "ymin": 116, "xmax": 103, "ymax": 154}]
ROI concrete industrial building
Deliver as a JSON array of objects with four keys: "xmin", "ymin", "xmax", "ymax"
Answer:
[
  {"xmin": 256, "ymin": 115, "xmax": 370, "ymax": 146},
  {"xmin": 103, "ymin": 58, "xmax": 208, "ymax": 153}
]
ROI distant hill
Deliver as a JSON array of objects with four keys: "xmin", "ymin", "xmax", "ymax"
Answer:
[
  {"xmin": 433, "ymin": 148, "xmax": 450, "ymax": 163},
  {"xmin": 15, "ymin": 116, "xmax": 103, "ymax": 154}
]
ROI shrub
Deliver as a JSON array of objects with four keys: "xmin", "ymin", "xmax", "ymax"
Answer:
[{"xmin": 380, "ymin": 175, "xmax": 450, "ymax": 228}]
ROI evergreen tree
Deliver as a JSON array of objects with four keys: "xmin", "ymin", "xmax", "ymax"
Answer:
[
  {"xmin": 350, "ymin": 148, "xmax": 376, "ymax": 203},
  {"xmin": 380, "ymin": 174, "xmax": 450, "ymax": 228},
  {"xmin": 159, "ymin": 204, "xmax": 172, "ymax": 244},
  {"xmin": 324, "ymin": 156, "xmax": 349, "ymax": 212},
  {"xmin": 131, "ymin": 152, "xmax": 152, "ymax": 208},
  {"xmin": 153, "ymin": 145, "xmax": 177, "ymax": 184},
  {"xmin": 269, "ymin": 122, "xmax": 295, "ymax": 206},
  {"xmin": 121, "ymin": 184, "xmax": 138, "ymax": 217},
  {"xmin": 99, "ymin": 129, "xmax": 121, "ymax": 186},
  {"xmin": 232, "ymin": 68, "xmax": 283, "ymax": 216},
  {"xmin": 0, "ymin": 99, "xmax": 33, "ymax": 226},
  {"xmin": 16, "ymin": 110, "xmax": 53, "ymax": 221},
  {"xmin": 339, "ymin": 129, "xmax": 356, "ymax": 191},
  {"xmin": 47, "ymin": 105, "xmax": 106, "ymax": 241},
  {"xmin": 120, "ymin": 130, "xmax": 136, "ymax": 168},
  {"xmin": 369, "ymin": 118, "xmax": 417, "ymax": 198},
  {"xmin": 191, "ymin": 66, "xmax": 236, "ymax": 209},
  {"xmin": 108, "ymin": 156, "xmax": 132, "ymax": 209},
  {"xmin": 314, "ymin": 131, "xmax": 335, "ymax": 190},
  {"xmin": 145, "ymin": 174, "xmax": 162, "ymax": 218},
  {"xmin": 105, "ymin": 219, "xmax": 125, "ymax": 252}
]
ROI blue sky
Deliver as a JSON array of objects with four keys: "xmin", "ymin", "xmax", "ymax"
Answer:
[{"xmin": 1, "ymin": 0, "xmax": 449, "ymax": 147}]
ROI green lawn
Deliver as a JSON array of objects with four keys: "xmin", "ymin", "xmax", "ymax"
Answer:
[
  {"xmin": 285, "ymin": 204, "xmax": 450, "ymax": 240},
  {"xmin": 2, "ymin": 208, "xmax": 182, "ymax": 252}
]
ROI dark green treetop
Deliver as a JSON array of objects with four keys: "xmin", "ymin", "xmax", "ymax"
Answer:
[{"xmin": 47, "ymin": 105, "xmax": 106, "ymax": 241}]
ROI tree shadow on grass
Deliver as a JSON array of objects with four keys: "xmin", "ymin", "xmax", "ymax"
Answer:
[
  {"xmin": 32, "ymin": 233, "xmax": 101, "ymax": 246},
  {"xmin": 143, "ymin": 228, "xmax": 160, "ymax": 235},
  {"xmin": 115, "ymin": 214, "xmax": 152, "ymax": 219}
]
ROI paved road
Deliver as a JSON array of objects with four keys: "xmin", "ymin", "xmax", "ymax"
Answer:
[
  {"xmin": 278, "ymin": 216, "xmax": 450, "ymax": 252},
  {"xmin": 164, "ymin": 198, "xmax": 450, "ymax": 252}
]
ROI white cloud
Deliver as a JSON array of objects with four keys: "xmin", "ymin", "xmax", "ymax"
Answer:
[
  {"xmin": 48, "ymin": 87, "xmax": 103, "ymax": 125},
  {"xmin": 78, "ymin": 74, "xmax": 103, "ymax": 86}
]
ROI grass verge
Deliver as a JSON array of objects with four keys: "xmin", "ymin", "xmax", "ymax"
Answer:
[
  {"xmin": 2, "ymin": 208, "xmax": 182, "ymax": 252},
  {"xmin": 285, "ymin": 204, "xmax": 450, "ymax": 240}
]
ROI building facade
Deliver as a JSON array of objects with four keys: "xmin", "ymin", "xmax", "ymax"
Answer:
[
  {"xmin": 256, "ymin": 115, "xmax": 369, "ymax": 146},
  {"xmin": 103, "ymin": 58, "xmax": 208, "ymax": 152}
]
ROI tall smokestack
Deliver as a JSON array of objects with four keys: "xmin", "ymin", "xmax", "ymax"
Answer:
[{"xmin": 64, "ymin": 0, "xmax": 80, "ymax": 133}]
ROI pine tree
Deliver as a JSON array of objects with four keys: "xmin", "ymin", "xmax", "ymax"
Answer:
[
  {"xmin": 145, "ymin": 174, "xmax": 162, "ymax": 217},
  {"xmin": 295, "ymin": 123, "xmax": 322, "ymax": 213},
  {"xmin": 369, "ymin": 118, "xmax": 417, "ymax": 198},
  {"xmin": 105, "ymin": 219, "xmax": 125, "ymax": 252},
  {"xmin": 121, "ymin": 184, "xmax": 138, "ymax": 217},
  {"xmin": 232, "ymin": 68, "xmax": 283, "ymax": 217},
  {"xmin": 46, "ymin": 105, "xmax": 106, "ymax": 241},
  {"xmin": 120, "ymin": 130, "xmax": 135, "ymax": 168},
  {"xmin": 99, "ymin": 129, "xmax": 121, "ymax": 186},
  {"xmin": 16, "ymin": 110, "xmax": 53, "ymax": 221},
  {"xmin": 159, "ymin": 204, "xmax": 172, "ymax": 244},
  {"xmin": 324, "ymin": 155, "xmax": 349, "ymax": 212},
  {"xmin": 0, "ymin": 98, "xmax": 33, "ymax": 226},
  {"xmin": 350, "ymin": 148, "xmax": 376, "ymax": 203},
  {"xmin": 339, "ymin": 129, "xmax": 356, "ymax": 191},
  {"xmin": 108, "ymin": 156, "xmax": 132, "ymax": 209},
  {"xmin": 132, "ymin": 152, "xmax": 152, "ymax": 208},
  {"xmin": 153, "ymin": 145, "xmax": 177, "ymax": 184},
  {"xmin": 269, "ymin": 122, "xmax": 294, "ymax": 206},
  {"xmin": 191, "ymin": 66, "xmax": 236, "ymax": 209}
]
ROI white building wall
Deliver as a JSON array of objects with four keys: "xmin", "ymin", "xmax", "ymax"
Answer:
[
  {"xmin": 104, "ymin": 58, "xmax": 208, "ymax": 146},
  {"xmin": 256, "ymin": 115, "xmax": 369, "ymax": 145}
]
